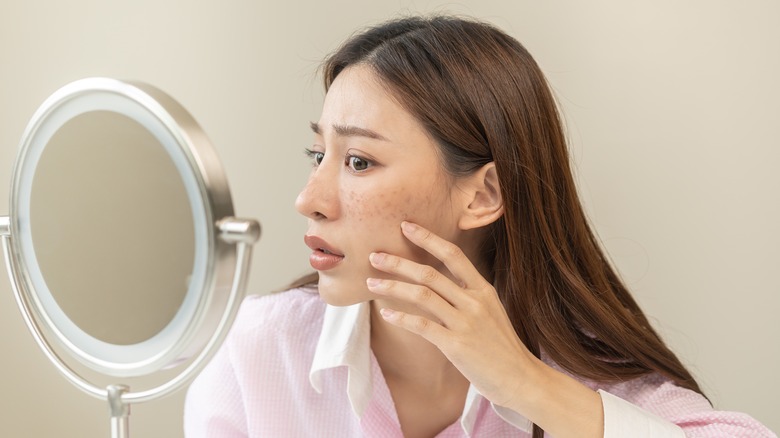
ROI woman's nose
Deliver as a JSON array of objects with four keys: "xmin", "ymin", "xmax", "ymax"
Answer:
[{"xmin": 295, "ymin": 168, "xmax": 340, "ymax": 221}]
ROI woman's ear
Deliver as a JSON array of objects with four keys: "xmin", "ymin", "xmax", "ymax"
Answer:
[{"xmin": 458, "ymin": 162, "xmax": 504, "ymax": 230}]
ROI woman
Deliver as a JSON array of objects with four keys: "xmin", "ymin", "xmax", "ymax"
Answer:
[{"xmin": 185, "ymin": 15, "xmax": 775, "ymax": 437}]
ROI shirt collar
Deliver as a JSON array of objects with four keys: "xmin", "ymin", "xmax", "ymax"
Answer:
[
  {"xmin": 309, "ymin": 301, "xmax": 532, "ymax": 435},
  {"xmin": 309, "ymin": 302, "xmax": 373, "ymax": 416}
]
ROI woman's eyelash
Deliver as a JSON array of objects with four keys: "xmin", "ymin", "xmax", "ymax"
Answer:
[
  {"xmin": 303, "ymin": 148, "xmax": 324, "ymax": 165},
  {"xmin": 345, "ymin": 154, "xmax": 372, "ymax": 172},
  {"xmin": 304, "ymin": 148, "xmax": 374, "ymax": 172}
]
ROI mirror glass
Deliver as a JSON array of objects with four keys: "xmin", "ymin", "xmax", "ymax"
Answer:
[{"xmin": 30, "ymin": 110, "xmax": 194, "ymax": 345}]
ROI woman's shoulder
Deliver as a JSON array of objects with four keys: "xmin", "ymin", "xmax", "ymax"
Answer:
[
  {"xmin": 228, "ymin": 286, "xmax": 325, "ymax": 341},
  {"xmin": 596, "ymin": 373, "xmax": 709, "ymax": 408}
]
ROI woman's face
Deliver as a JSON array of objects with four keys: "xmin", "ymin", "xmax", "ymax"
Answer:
[{"xmin": 295, "ymin": 65, "xmax": 475, "ymax": 306}]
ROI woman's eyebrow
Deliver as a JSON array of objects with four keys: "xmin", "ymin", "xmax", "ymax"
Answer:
[{"xmin": 309, "ymin": 121, "xmax": 388, "ymax": 141}]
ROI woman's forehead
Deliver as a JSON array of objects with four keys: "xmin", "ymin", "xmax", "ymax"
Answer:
[{"xmin": 318, "ymin": 66, "xmax": 425, "ymax": 141}]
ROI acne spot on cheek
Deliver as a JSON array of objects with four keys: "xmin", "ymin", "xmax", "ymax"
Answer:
[
  {"xmin": 346, "ymin": 189, "xmax": 432, "ymax": 225},
  {"xmin": 346, "ymin": 191, "xmax": 365, "ymax": 222},
  {"xmin": 346, "ymin": 190, "xmax": 384, "ymax": 222}
]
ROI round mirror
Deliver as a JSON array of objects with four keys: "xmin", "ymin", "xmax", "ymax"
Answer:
[{"xmin": 1, "ymin": 78, "xmax": 259, "ymax": 399}]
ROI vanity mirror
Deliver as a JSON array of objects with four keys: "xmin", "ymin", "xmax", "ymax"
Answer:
[{"xmin": 0, "ymin": 78, "xmax": 260, "ymax": 437}]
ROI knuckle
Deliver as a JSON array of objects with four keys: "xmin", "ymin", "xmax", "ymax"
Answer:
[
  {"xmin": 444, "ymin": 242, "xmax": 464, "ymax": 260},
  {"xmin": 412, "ymin": 316, "xmax": 430, "ymax": 332},
  {"xmin": 418, "ymin": 266, "xmax": 439, "ymax": 283},
  {"xmin": 462, "ymin": 296, "xmax": 487, "ymax": 317},
  {"xmin": 472, "ymin": 301, "xmax": 492, "ymax": 319},
  {"xmin": 414, "ymin": 285, "xmax": 433, "ymax": 303}
]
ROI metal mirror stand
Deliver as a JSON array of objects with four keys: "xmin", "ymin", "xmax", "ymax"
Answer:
[
  {"xmin": 0, "ymin": 78, "xmax": 261, "ymax": 438},
  {"xmin": 0, "ymin": 216, "xmax": 259, "ymax": 438}
]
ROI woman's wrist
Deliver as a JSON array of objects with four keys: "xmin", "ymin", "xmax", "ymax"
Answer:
[{"xmin": 501, "ymin": 357, "xmax": 604, "ymax": 438}]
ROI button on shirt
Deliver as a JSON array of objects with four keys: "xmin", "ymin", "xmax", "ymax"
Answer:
[{"xmin": 184, "ymin": 288, "xmax": 776, "ymax": 437}]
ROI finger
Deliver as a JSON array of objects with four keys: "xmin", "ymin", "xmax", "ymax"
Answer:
[
  {"xmin": 366, "ymin": 277, "xmax": 459, "ymax": 324},
  {"xmin": 369, "ymin": 251, "xmax": 465, "ymax": 307},
  {"xmin": 378, "ymin": 307, "xmax": 449, "ymax": 346},
  {"xmin": 400, "ymin": 221, "xmax": 490, "ymax": 289}
]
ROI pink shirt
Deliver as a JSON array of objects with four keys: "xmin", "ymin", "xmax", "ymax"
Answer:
[{"xmin": 184, "ymin": 288, "xmax": 775, "ymax": 437}]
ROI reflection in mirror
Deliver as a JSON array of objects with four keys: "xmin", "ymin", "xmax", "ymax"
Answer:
[{"xmin": 30, "ymin": 110, "xmax": 194, "ymax": 346}]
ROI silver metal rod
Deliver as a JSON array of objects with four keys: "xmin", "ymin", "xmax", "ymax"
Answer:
[
  {"xmin": 108, "ymin": 385, "xmax": 130, "ymax": 438},
  {"xmin": 217, "ymin": 217, "xmax": 261, "ymax": 244},
  {"xmin": 0, "ymin": 216, "xmax": 9, "ymax": 236}
]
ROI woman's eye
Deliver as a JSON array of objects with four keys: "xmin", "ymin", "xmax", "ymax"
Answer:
[
  {"xmin": 347, "ymin": 155, "xmax": 371, "ymax": 172},
  {"xmin": 304, "ymin": 149, "xmax": 324, "ymax": 166}
]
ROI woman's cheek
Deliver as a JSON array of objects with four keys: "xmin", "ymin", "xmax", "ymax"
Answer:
[
  {"xmin": 345, "ymin": 188, "xmax": 412, "ymax": 223},
  {"xmin": 343, "ymin": 181, "xmax": 445, "ymax": 243}
]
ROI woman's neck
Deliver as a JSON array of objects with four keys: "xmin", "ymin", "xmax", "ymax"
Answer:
[
  {"xmin": 369, "ymin": 298, "xmax": 467, "ymax": 390},
  {"xmin": 369, "ymin": 298, "xmax": 470, "ymax": 437}
]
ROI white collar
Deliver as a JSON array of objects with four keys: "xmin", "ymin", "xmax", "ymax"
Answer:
[
  {"xmin": 309, "ymin": 301, "xmax": 373, "ymax": 416},
  {"xmin": 309, "ymin": 301, "xmax": 532, "ymax": 435}
]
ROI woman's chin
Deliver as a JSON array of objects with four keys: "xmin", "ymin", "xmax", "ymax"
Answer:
[{"xmin": 315, "ymin": 280, "xmax": 370, "ymax": 307}]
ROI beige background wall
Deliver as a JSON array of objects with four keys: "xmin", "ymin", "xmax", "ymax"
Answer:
[{"xmin": 0, "ymin": 1, "xmax": 777, "ymax": 436}]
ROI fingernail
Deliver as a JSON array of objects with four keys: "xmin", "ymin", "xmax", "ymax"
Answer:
[
  {"xmin": 366, "ymin": 277, "xmax": 382, "ymax": 288},
  {"xmin": 380, "ymin": 308, "xmax": 395, "ymax": 319},
  {"xmin": 401, "ymin": 221, "xmax": 417, "ymax": 234},
  {"xmin": 369, "ymin": 252, "xmax": 385, "ymax": 265}
]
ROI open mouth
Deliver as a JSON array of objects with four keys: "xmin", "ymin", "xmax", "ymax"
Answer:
[
  {"xmin": 304, "ymin": 235, "xmax": 345, "ymax": 270},
  {"xmin": 304, "ymin": 235, "xmax": 343, "ymax": 256}
]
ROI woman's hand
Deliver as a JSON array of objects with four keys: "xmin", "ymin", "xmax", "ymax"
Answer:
[
  {"xmin": 366, "ymin": 220, "xmax": 536, "ymax": 408},
  {"xmin": 366, "ymin": 221, "xmax": 604, "ymax": 438}
]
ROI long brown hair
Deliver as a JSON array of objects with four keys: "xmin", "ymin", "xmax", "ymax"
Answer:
[{"xmin": 314, "ymin": 15, "xmax": 703, "ymax": 437}]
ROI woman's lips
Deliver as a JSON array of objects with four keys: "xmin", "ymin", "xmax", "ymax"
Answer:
[{"xmin": 303, "ymin": 235, "xmax": 344, "ymax": 271}]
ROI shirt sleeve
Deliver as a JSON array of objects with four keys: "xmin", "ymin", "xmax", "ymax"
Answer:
[
  {"xmin": 183, "ymin": 339, "xmax": 248, "ymax": 438},
  {"xmin": 600, "ymin": 390, "xmax": 686, "ymax": 437},
  {"xmin": 599, "ymin": 376, "xmax": 777, "ymax": 438}
]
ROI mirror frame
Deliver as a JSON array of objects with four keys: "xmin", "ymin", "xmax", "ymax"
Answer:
[{"xmin": 4, "ymin": 78, "xmax": 244, "ymax": 379}]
